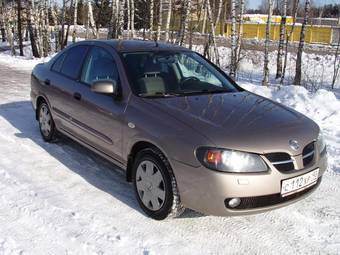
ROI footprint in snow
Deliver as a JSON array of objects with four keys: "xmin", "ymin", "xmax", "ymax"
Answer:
[
  {"xmin": 105, "ymin": 234, "xmax": 121, "ymax": 242},
  {"xmin": 70, "ymin": 211, "xmax": 79, "ymax": 219}
]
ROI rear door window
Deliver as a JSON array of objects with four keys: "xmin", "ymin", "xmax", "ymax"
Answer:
[{"xmin": 60, "ymin": 45, "xmax": 89, "ymax": 79}]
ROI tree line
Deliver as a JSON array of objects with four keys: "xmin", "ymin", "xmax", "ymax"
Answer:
[
  {"xmin": 0, "ymin": 0, "xmax": 339, "ymax": 88},
  {"xmin": 255, "ymin": 1, "xmax": 340, "ymax": 19}
]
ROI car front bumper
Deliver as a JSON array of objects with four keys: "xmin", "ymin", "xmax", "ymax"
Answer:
[{"xmin": 171, "ymin": 151, "xmax": 327, "ymax": 216}]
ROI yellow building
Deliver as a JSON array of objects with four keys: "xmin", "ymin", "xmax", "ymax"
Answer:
[
  {"xmin": 243, "ymin": 14, "xmax": 294, "ymax": 24},
  {"xmin": 223, "ymin": 22, "xmax": 334, "ymax": 45}
]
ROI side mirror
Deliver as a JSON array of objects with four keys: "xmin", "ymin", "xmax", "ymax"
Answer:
[{"xmin": 91, "ymin": 80, "xmax": 119, "ymax": 97}]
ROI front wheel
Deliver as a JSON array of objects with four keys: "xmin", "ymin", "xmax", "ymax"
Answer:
[
  {"xmin": 132, "ymin": 148, "xmax": 184, "ymax": 220},
  {"xmin": 38, "ymin": 102, "xmax": 57, "ymax": 142}
]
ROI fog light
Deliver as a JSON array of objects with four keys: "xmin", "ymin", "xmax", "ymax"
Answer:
[{"xmin": 228, "ymin": 198, "xmax": 241, "ymax": 208}]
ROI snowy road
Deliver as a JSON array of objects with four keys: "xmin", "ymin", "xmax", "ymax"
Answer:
[{"xmin": 0, "ymin": 63, "xmax": 339, "ymax": 255}]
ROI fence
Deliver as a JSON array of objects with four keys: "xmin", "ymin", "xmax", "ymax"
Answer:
[{"xmin": 223, "ymin": 23, "xmax": 337, "ymax": 45}]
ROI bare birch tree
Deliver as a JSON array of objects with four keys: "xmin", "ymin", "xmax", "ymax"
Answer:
[
  {"xmin": 164, "ymin": 0, "xmax": 172, "ymax": 42},
  {"xmin": 72, "ymin": 0, "xmax": 78, "ymax": 42},
  {"xmin": 230, "ymin": 0, "xmax": 237, "ymax": 78},
  {"xmin": 236, "ymin": 0, "xmax": 245, "ymax": 75},
  {"xmin": 117, "ymin": 0, "xmax": 125, "ymax": 38},
  {"xmin": 189, "ymin": 0, "xmax": 201, "ymax": 48},
  {"xmin": 17, "ymin": 0, "xmax": 24, "ymax": 56},
  {"xmin": 51, "ymin": 4, "xmax": 60, "ymax": 52},
  {"xmin": 149, "ymin": 0, "xmax": 154, "ymax": 39},
  {"xmin": 214, "ymin": 0, "xmax": 223, "ymax": 28},
  {"xmin": 332, "ymin": 31, "xmax": 340, "ymax": 89},
  {"xmin": 276, "ymin": 0, "xmax": 287, "ymax": 79},
  {"xmin": 0, "ymin": 2, "xmax": 5, "ymax": 42},
  {"xmin": 156, "ymin": 0, "xmax": 163, "ymax": 41},
  {"xmin": 130, "ymin": 0, "xmax": 135, "ymax": 38},
  {"xmin": 189, "ymin": 0, "xmax": 204, "ymax": 48},
  {"xmin": 88, "ymin": 0, "xmax": 98, "ymax": 38},
  {"xmin": 293, "ymin": 0, "xmax": 311, "ymax": 86},
  {"xmin": 201, "ymin": 1, "xmax": 207, "ymax": 34},
  {"xmin": 37, "ymin": 4, "xmax": 44, "ymax": 55},
  {"xmin": 63, "ymin": 0, "xmax": 73, "ymax": 47},
  {"xmin": 205, "ymin": 0, "xmax": 221, "ymax": 65},
  {"xmin": 85, "ymin": 0, "xmax": 97, "ymax": 39},
  {"xmin": 127, "ymin": 0, "xmax": 131, "ymax": 37},
  {"xmin": 42, "ymin": 0, "xmax": 51, "ymax": 56},
  {"xmin": 26, "ymin": 0, "xmax": 40, "ymax": 57},
  {"xmin": 262, "ymin": 0, "xmax": 274, "ymax": 86},
  {"xmin": 85, "ymin": 1, "xmax": 90, "ymax": 39},
  {"xmin": 280, "ymin": 0, "xmax": 299, "ymax": 84},
  {"xmin": 169, "ymin": 0, "xmax": 176, "ymax": 42},
  {"xmin": 108, "ymin": 0, "xmax": 118, "ymax": 39},
  {"xmin": 177, "ymin": 0, "xmax": 191, "ymax": 46},
  {"xmin": 60, "ymin": 0, "xmax": 66, "ymax": 49},
  {"xmin": 2, "ymin": 1, "xmax": 16, "ymax": 56}
]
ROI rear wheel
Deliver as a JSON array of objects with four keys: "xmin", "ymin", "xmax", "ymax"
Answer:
[
  {"xmin": 132, "ymin": 148, "xmax": 184, "ymax": 220},
  {"xmin": 38, "ymin": 102, "xmax": 57, "ymax": 142}
]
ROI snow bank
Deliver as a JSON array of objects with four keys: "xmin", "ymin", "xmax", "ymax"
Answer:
[
  {"xmin": 0, "ymin": 45, "xmax": 52, "ymax": 71},
  {"xmin": 240, "ymin": 82, "xmax": 340, "ymax": 124},
  {"xmin": 241, "ymin": 82, "xmax": 340, "ymax": 171},
  {"xmin": 0, "ymin": 54, "xmax": 50, "ymax": 71}
]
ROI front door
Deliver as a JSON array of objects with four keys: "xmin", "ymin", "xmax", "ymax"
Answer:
[{"xmin": 70, "ymin": 46, "xmax": 125, "ymax": 163}]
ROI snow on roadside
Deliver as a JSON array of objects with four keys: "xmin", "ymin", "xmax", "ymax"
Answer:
[
  {"xmin": 0, "ymin": 47, "xmax": 52, "ymax": 71},
  {"xmin": 0, "ymin": 40, "xmax": 64, "ymax": 71}
]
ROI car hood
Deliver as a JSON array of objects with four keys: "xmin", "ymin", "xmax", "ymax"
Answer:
[{"xmin": 143, "ymin": 91, "xmax": 319, "ymax": 155}]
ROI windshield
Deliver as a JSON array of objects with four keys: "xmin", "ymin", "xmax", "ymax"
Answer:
[{"xmin": 121, "ymin": 51, "xmax": 241, "ymax": 97}]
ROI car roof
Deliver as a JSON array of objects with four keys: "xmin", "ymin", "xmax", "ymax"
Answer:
[{"xmin": 76, "ymin": 39, "xmax": 190, "ymax": 53}]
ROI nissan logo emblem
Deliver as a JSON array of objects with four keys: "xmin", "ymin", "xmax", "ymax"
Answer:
[{"xmin": 289, "ymin": 139, "xmax": 300, "ymax": 151}]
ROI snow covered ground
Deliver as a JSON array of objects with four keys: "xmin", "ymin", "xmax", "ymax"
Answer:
[{"xmin": 0, "ymin": 46, "xmax": 340, "ymax": 254}]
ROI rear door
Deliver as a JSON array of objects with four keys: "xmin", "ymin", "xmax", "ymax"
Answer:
[
  {"xmin": 68, "ymin": 45, "xmax": 126, "ymax": 163},
  {"xmin": 47, "ymin": 45, "xmax": 90, "ymax": 135}
]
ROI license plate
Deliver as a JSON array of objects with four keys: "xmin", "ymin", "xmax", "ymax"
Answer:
[{"xmin": 281, "ymin": 169, "xmax": 319, "ymax": 197}]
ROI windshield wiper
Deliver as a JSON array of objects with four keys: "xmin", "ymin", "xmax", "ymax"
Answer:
[
  {"xmin": 138, "ymin": 92, "xmax": 181, "ymax": 98},
  {"xmin": 139, "ymin": 89, "xmax": 232, "ymax": 98},
  {"xmin": 178, "ymin": 89, "xmax": 231, "ymax": 96}
]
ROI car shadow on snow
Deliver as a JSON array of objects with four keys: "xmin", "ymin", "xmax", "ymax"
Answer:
[{"xmin": 0, "ymin": 100, "xmax": 203, "ymax": 219}]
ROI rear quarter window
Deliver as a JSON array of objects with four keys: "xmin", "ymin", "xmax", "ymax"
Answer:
[{"xmin": 51, "ymin": 52, "xmax": 66, "ymax": 72}]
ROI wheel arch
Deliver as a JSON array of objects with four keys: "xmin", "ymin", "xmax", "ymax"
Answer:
[
  {"xmin": 126, "ymin": 140, "xmax": 168, "ymax": 182},
  {"xmin": 35, "ymin": 95, "xmax": 50, "ymax": 120}
]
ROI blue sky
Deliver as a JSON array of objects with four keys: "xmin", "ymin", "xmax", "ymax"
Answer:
[{"xmin": 248, "ymin": 0, "xmax": 340, "ymax": 9}]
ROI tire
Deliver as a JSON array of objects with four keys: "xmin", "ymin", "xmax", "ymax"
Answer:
[
  {"xmin": 132, "ymin": 147, "xmax": 184, "ymax": 220},
  {"xmin": 38, "ymin": 101, "xmax": 57, "ymax": 142}
]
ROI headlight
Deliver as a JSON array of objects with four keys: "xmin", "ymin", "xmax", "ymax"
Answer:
[
  {"xmin": 196, "ymin": 147, "xmax": 268, "ymax": 173},
  {"xmin": 316, "ymin": 132, "xmax": 326, "ymax": 154}
]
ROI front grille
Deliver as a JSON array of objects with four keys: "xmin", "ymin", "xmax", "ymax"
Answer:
[
  {"xmin": 265, "ymin": 141, "xmax": 316, "ymax": 172},
  {"xmin": 302, "ymin": 142, "xmax": 315, "ymax": 167},
  {"xmin": 264, "ymin": 152, "xmax": 294, "ymax": 172},
  {"xmin": 224, "ymin": 177, "xmax": 321, "ymax": 210}
]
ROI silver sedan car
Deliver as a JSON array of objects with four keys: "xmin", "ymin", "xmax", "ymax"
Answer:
[{"xmin": 31, "ymin": 40, "xmax": 327, "ymax": 220}]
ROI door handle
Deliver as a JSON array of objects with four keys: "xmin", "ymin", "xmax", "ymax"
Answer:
[
  {"xmin": 44, "ymin": 79, "xmax": 50, "ymax": 86},
  {"xmin": 73, "ymin": 92, "xmax": 82, "ymax": 101}
]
